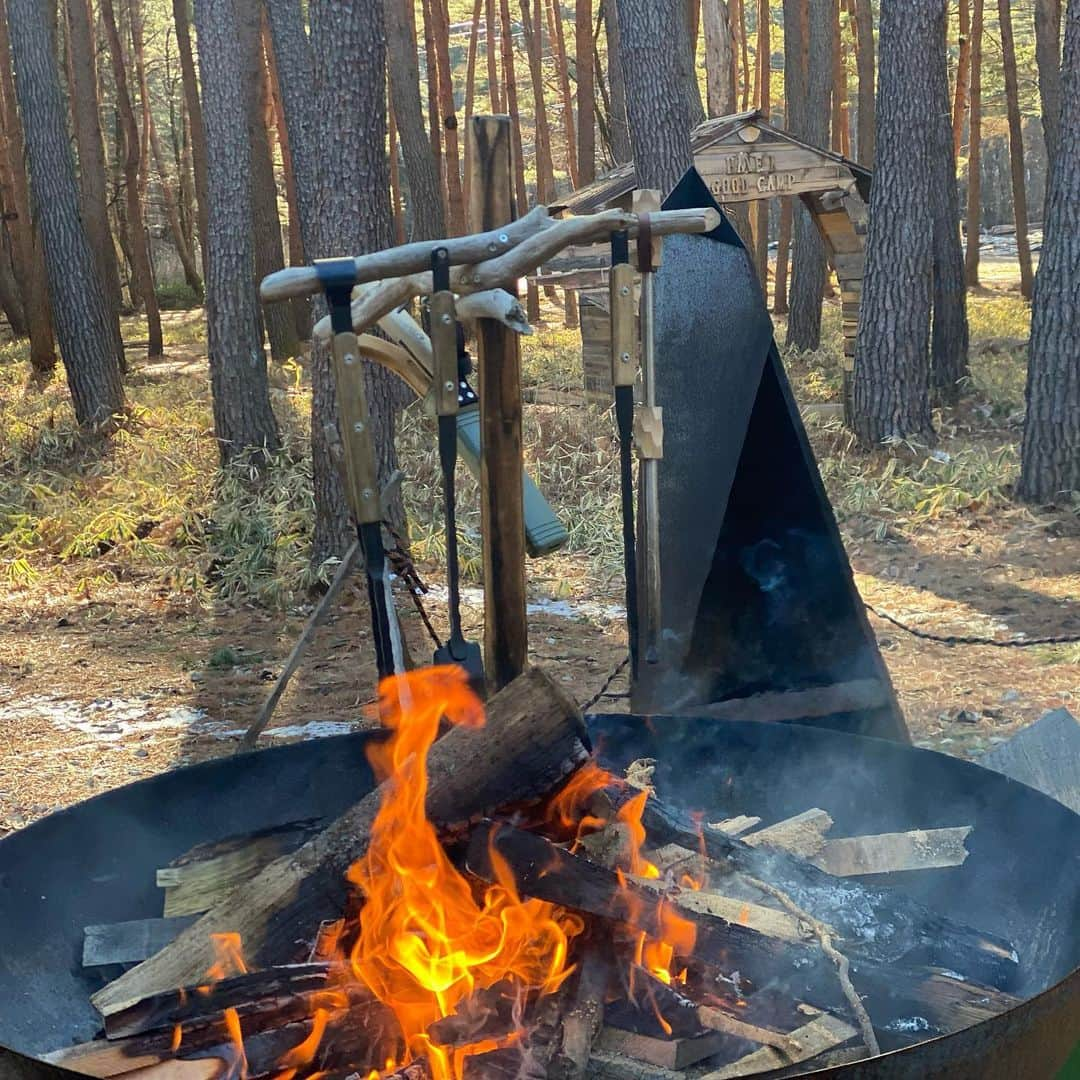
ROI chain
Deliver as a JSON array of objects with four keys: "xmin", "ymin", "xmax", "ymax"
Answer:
[
  {"xmin": 580, "ymin": 654, "xmax": 631, "ymax": 712},
  {"xmin": 383, "ymin": 522, "xmax": 443, "ymax": 648},
  {"xmin": 865, "ymin": 603, "xmax": 1080, "ymax": 648}
]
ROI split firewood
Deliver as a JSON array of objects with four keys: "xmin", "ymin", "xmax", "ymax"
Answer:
[
  {"xmin": 743, "ymin": 809, "xmax": 834, "ymax": 860},
  {"xmin": 156, "ymin": 820, "xmax": 321, "ymax": 918},
  {"xmin": 549, "ymin": 935, "xmax": 611, "ymax": 1079},
  {"xmin": 84, "ymin": 917, "xmax": 199, "ymax": 968},
  {"xmin": 103, "ymin": 964, "xmax": 337, "ymax": 1040},
  {"xmin": 639, "ymin": 794, "xmax": 1020, "ymax": 990},
  {"xmin": 91, "ymin": 668, "xmax": 592, "ymax": 1018},
  {"xmin": 696, "ymin": 1011, "xmax": 859, "ymax": 1079},
  {"xmin": 708, "ymin": 816, "xmax": 762, "ymax": 837},
  {"xmin": 596, "ymin": 1025, "xmax": 729, "ymax": 1071},
  {"xmin": 586, "ymin": 1049, "xmax": 685, "ymax": 1080},
  {"xmin": 810, "ymin": 827, "xmax": 972, "ymax": 877}
]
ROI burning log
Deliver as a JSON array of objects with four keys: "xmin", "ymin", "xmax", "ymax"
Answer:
[
  {"xmin": 596, "ymin": 1026, "xmax": 729, "ymax": 1071},
  {"xmin": 91, "ymin": 667, "xmax": 591, "ymax": 1019},
  {"xmin": 639, "ymin": 794, "xmax": 1020, "ymax": 989},
  {"xmin": 548, "ymin": 936, "xmax": 611, "ymax": 1079}
]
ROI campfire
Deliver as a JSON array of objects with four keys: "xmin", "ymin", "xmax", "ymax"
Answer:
[{"xmin": 55, "ymin": 667, "xmax": 1025, "ymax": 1080}]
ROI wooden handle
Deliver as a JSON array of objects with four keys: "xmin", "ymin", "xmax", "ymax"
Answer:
[
  {"xmin": 429, "ymin": 291, "xmax": 459, "ymax": 415},
  {"xmin": 330, "ymin": 332, "xmax": 381, "ymax": 525},
  {"xmin": 609, "ymin": 262, "xmax": 636, "ymax": 388}
]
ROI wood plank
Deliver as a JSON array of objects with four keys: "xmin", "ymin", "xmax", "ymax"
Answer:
[
  {"xmin": 692, "ymin": 678, "xmax": 890, "ymax": 725},
  {"xmin": 471, "ymin": 115, "xmax": 527, "ymax": 689},
  {"xmin": 84, "ymin": 917, "xmax": 199, "ymax": 968},
  {"xmin": 597, "ymin": 1026, "xmax": 728, "ymax": 1071},
  {"xmin": 710, "ymin": 814, "xmax": 762, "ymax": 836},
  {"xmin": 698, "ymin": 1012, "xmax": 859, "ymax": 1079},
  {"xmin": 744, "ymin": 809, "xmax": 834, "ymax": 859},
  {"xmin": 812, "ymin": 827, "xmax": 972, "ymax": 877},
  {"xmin": 586, "ymin": 1049, "xmax": 684, "ymax": 1080}
]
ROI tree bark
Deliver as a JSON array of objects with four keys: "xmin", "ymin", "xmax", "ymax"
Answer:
[
  {"xmin": 732, "ymin": 0, "xmax": 748, "ymax": 111},
  {"xmin": 500, "ymin": 0, "xmax": 530, "ymax": 216},
  {"xmin": 429, "ymin": 0, "xmax": 466, "ymax": 235},
  {"xmin": 308, "ymin": 0, "xmax": 402, "ymax": 564},
  {"xmin": 681, "ymin": 0, "xmax": 707, "ymax": 124},
  {"xmin": 998, "ymin": 0, "xmax": 1034, "ymax": 300},
  {"xmin": 6, "ymin": 0, "xmax": 124, "ymax": 423},
  {"xmin": 576, "ymin": 0, "xmax": 597, "ymax": 183},
  {"xmin": 421, "ymin": 0, "xmax": 446, "ymax": 221},
  {"xmin": 702, "ymin": 0, "xmax": 737, "ymax": 116},
  {"xmin": 237, "ymin": 0, "xmax": 298, "ymax": 362},
  {"xmin": 853, "ymin": 0, "xmax": 874, "ymax": 164},
  {"xmin": 548, "ymin": 0, "xmax": 579, "ymax": 188},
  {"xmin": 602, "ymin": 0, "xmax": 633, "ymax": 161},
  {"xmin": 100, "ymin": 0, "xmax": 163, "ymax": 357},
  {"xmin": 852, "ymin": 0, "xmax": 936, "ymax": 447},
  {"xmin": 614, "ymin": 0, "xmax": 694, "ymax": 193},
  {"xmin": 193, "ymin": 0, "xmax": 280, "ymax": 463},
  {"xmin": 1017, "ymin": 0, "xmax": 1080, "ymax": 503},
  {"xmin": 952, "ymin": 0, "xmax": 971, "ymax": 160},
  {"xmin": 754, "ymin": 0, "xmax": 771, "ymax": 280},
  {"xmin": 965, "ymin": 0, "xmax": 983, "ymax": 286},
  {"xmin": 384, "ymin": 0, "xmax": 447, "ymax": 240},
  {"xmin": 784, "ymin": 0, "xmax": 829, "ymax": 352},
  {"xmin": 929, "ymin": 1, "xmax": 969, "ymax": 404},
  {"xmin": 1034, "ymin": 0, "xmax": 1063, "ymax": 173},
  {"xmin": 831, "ymin": 0, "xmax": 846, "ymax": 153},
  {"xmin": 132, "ymin": 0, "xmax": 202, "ymax": 297},
  {"xmin": 172, "ymin": 0, "xmax": 209, "ymax": 263},
  {"xmin": 66, "ymin": 0, "xmax": 125, "ymax": 335},
  {"xmin": 0, "ymin": 8, "xmax": 57, "ymax": 375},
  {"xmin": 388, "ymin": 101, "xmax": 406, "ymax": 244}
]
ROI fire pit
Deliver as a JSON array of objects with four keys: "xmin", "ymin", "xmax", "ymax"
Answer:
[{"xmin": 1, "ymin": 671, "xmax": 1077, "ymax": 1080}]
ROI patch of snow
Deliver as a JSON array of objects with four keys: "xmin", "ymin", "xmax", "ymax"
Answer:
[{"xmin": 219, "ymin": 721, "xmax": 357, "ymax": 742}]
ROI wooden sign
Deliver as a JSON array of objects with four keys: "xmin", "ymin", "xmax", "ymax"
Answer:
[{"xmin": 696, "ymin": 141, "xmax": 848, "ymax": 203}]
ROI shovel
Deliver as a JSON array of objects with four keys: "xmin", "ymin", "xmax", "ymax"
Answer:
[{"xmin": 429, "ymin": 247, "xmax": 485, "ymax": 688}]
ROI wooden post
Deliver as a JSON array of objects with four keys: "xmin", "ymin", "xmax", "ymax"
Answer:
[{"xmin": 469, "ymin": 115, "xmax": 527, "ymax": 689}]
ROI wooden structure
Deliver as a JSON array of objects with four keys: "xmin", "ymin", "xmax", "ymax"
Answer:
[{"xmin": 541, "ymin": 111, "xmax": 872, "ymax": 404}]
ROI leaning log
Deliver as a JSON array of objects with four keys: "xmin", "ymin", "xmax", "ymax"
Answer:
[{"xmin": 92, "ymin": 668, "xmax": 591, "ymax": 1018}]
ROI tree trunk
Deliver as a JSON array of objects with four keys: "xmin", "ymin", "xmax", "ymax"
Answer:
[
  {"xmin": 784, "ymin": 0, "xmax": 829, "ymax": 353},
  {"xmin": 6, "ymin": 0, "xmax": 124, "ymax": 423},
  {"xmin": 236, "ymin": 0, "xmax": 298, "ymax": 361},
  {"xmin": 388, "ymin": 102, "xmax": 406, "ymax": 244},
  {"xmin": 1017, "ymin": 0, "xmax": 1080, "ymax": 502},
  {"xmin": 952, "ymin": 0, "xmax": 971, "ymax": 160},
  {"xmin": 1034, "ymin": 0, "xmax": 1063, "ymax": 173},
  {"xmin": 852, "ymin": 0, "xmax": 936, "ymax": 447},
  {"xmin": 65, "ymin": 0, "xmax": 124, "ymax": 334},
  {"xmin": 0, "ymin": 134, "xmax": 27, "ymax": 333},
  {"xmin": 262, "ymin": 15, "xmax": 310, "ymax": 341},
  {"xmin": 0, "ymin": 7, "xmax": 56, "ymax": 375},
  {"xmin": 732, "ymin": 0, "xmax": 748, "ymax": 111},
  {"xmin": 192, "ymin": 0, "xmax": 279, "ymax": 463},
  {"xmin": 853, "ymin": 0, "xmax": 874, "ymax": 164},
  {"xmin": 421, "ymin": 0, "xmax": 446, "ymax": 221},
  {"xmin": 486, "ymin": 0, "xmax": 503, "ymax": 112},
  {"xmin": 998, "ymin": 0, "xmax": 1034, "ymax": 300},
  {"xmin": 429, "ymin": 0, "xmax": 466, "ymax": 235},
  {"xmin": 965, "ymin": 0, "xmax": 983, "ymax": 286},
  {"xmin": 754, "ymin": 0, "xmax": 771, "ymax": 281},
  {"xmin": 463, "ymin": 0, "xmax": 483, "ymax": 224},
  {"xmin": 521, "ymin": 0, "xmax": 558, "ymax": 202},
  {"xmin": 308, "ymin": 0, "xmax": 402, "ymax": 565},
  {"xmin": 929, "ymin": 1, "xmax": 969, "ymax": 404},
  {"xmin": 548, "ymin": 0, "xmax": 579, "ymax": 187},
  {"xmin": 702, "ymin": 0, "xmax": 736, "ymax": 116},
  {"xmin": 577, "ymin": 0, "xmax": 597, "ymax": 184},
  {"xmin": 773, "ymin": 196, "xmax": 792, "ymax": 313},
  {"xmin": 602, "ymin": 0, "xmax": 633, "ymax": 162},
  {"xmin": 614, "ymin": 0, "xmax": 694, "ymax": 193},
  {"xmin": 172, "ymin": 0, "xmax": 209, "ymax": 262},
  {"xmin": 681, "ymin": 0, "xmax": 707, "ymax": 123},
  {"xmin": 384, "ymin": 0, "xmax": 447, "ymax": 240},
  {"xmin": 100, "ymin": 0, "xmax": 163, "ymax": 357},
  {"xmin": 132, "ymin": 0, "xmax": 202, "ymax": 297},
  {"xmin": 500, "ymin": 0, "xmax": 529, "ymax": 216},
  {"xmin": 831, "ymin": 0, "xmax": 845, "ymax": 153}
]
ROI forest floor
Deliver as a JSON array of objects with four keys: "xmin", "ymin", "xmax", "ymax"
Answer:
[{"xmin": 0, "ymin": 264, "xmax": 1077, "ymax": 832}]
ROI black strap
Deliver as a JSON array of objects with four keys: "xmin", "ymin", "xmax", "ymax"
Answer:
[{"xmin": 314, "ymin": 258, "xmax": 357, "ymax": 333}]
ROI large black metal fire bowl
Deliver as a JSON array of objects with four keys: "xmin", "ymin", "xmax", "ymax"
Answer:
[{"xmin": 0, "ymin": 716, "xmax": 1077, "ymax": 1079}]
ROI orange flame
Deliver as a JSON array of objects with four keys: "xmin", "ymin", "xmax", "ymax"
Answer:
[{"xmin": 343, "ymin": 666, "xmax": 584, "ymax": 1080}]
